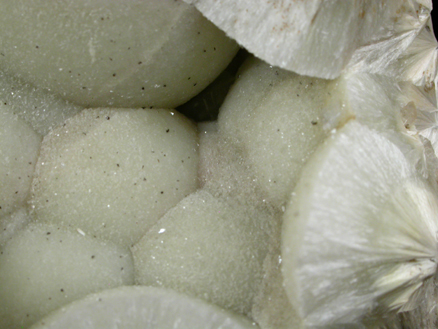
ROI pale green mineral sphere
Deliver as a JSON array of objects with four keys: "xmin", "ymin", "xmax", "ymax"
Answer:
[{"xmin": 0, "ymin": 0, "xmax": 239, "ymax": 109}]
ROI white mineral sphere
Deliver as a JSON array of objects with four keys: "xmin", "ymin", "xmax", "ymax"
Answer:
[
  {"xmin": 0, "ymin": 105, "xmax": 41, "ymax": 219},
  {"xmin": 30, "ymin": 108, "xmax": 199, "ymax": 247},
  {"xmin": 282, "ymin": 121, "xmax": 438, "ymax": 327},
  {"xmin": 218, "ymin": 57, "xmax": 345, "ymax": 209},
  {"xmin": 0, "ymin": 0, "xmax": 239, "ymax": 108},
  {"xmin": 132, "ymin": 189, "xmax": 275, "ymax": 315},
  {"xmin": 341, "ymin": 72, "xmax": 428, "ymax": 173},
  {"xmin": 218, "ymin": 58, "xmax": 429, "ymax": 210},
  {"xmin": 0, "ymin": 222, "xmax": 134, "ymax": 329},
  {"xmin": 29, "ymin": 286, "xmax": 258, "ymax": 329}
]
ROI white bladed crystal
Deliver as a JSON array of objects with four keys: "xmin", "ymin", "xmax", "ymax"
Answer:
[
  {"xmin": 184, "ymin": 0, "xmax": 432, "ymax": 80},
  {"xmin": 282, "ymin": 121, "xmax": 438, "ymax": 327}
]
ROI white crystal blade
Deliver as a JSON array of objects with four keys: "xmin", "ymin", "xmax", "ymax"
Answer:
[
  {"xmin": 282, "ymin": 121, "xmax": 438, "ymax": 327},
  {"xmin": 185, "ymin": 0, "xmax": 431, "ymax": 79}
]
